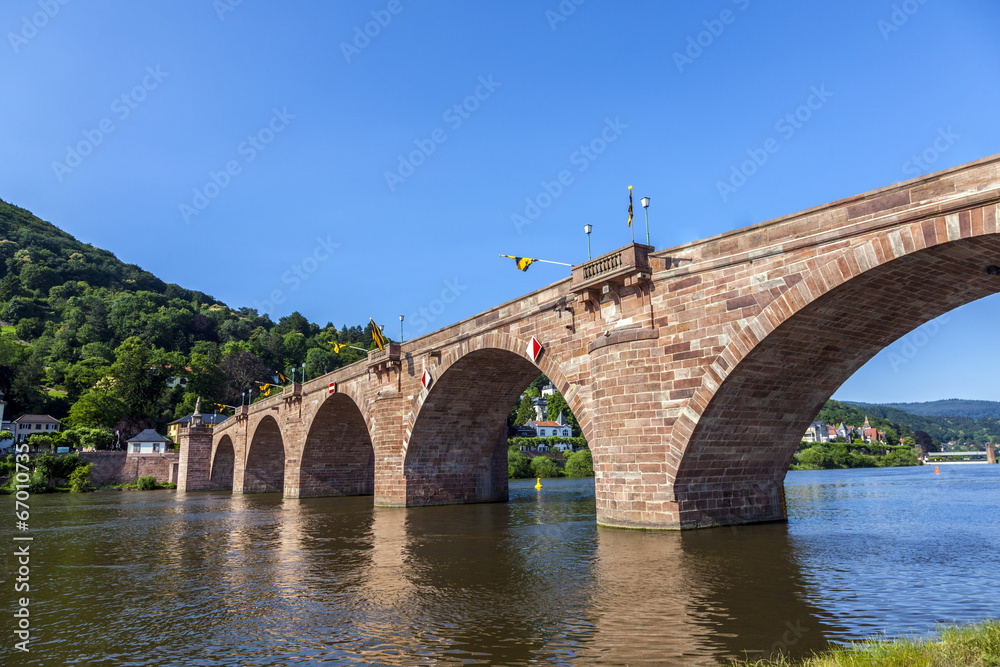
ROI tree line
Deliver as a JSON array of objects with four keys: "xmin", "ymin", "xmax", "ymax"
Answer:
[{"xmin": 0, "ymin": 199, "xmax": 382, "ymax": 441}]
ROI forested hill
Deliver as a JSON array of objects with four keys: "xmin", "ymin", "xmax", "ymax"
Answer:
[
  {"xmin": 882, "ymin": 399, "xmax": 1000, "ymax": 420},
  {"xmin": 0, "ymin": 198, "xmax": 376, "ymax": 436},
  {"xmin": 822, "ymin": 399, "xmax": 1000, "ymax": 448}
]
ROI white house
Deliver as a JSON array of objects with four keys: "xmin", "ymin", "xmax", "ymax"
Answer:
[
  {"xmin": 525, "ymin": 413, "xmax": 574, "ymax": 451},
  {"xmin": 540, "ymin": 382, "xmax": 557, "ymax": 397},
  {"xmin": 11, "ymin": 414, "xmax": 61, "ymax": 442},
  {"xmin": 127, "ymin": 429, "xmax": 173, "ymax": 454}
]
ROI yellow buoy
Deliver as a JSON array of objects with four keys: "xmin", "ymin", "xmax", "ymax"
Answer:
[
  {"xmin": 535, "ymin": 477, "xmax": 542, "ymax": 489},
  {"xmin": 934, "ymin": 466, "xmax": 940, "ymax": 473}
]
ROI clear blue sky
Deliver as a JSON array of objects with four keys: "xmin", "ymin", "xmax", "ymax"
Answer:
[{"xmin": 3, "ymin": 1, "xmax": 999, "ymax": 403}]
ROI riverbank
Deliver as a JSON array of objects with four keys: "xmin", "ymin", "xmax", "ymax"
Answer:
[{"xmin": 736, "ymin": 620, "xmax": 1000, "ymax": 666}]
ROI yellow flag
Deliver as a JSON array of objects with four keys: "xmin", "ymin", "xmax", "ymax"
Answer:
[
  {"xmin": 500, "ymin": 254, "xmax": 536, "ymax": 271},
  {"xmin": 370, "ymin": 318, "xmax": 386, "ymax": 351},
  {"xmin": 628, "ymin": 185, "xmax": 633, "ymax": 227}
]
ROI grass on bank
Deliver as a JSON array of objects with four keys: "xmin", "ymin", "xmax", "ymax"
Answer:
[{"xmin": 736, "ymin": 620, "xmax": 1000, "ymax": 667}]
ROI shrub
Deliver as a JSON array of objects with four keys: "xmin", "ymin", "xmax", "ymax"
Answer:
[
  {"xmin": 27, "ymin": 469, "xmax": 51, "ymax": 494},
  {"xmin": 69, "ymin": 463, "xmax": 94, "ymax": 492},
  {"xmin": 564, "ymin": 449, "xmax": 594, "ymax": 477},
  {"xmin": 530, "ymin": 455, "xmax": 559, "ymax": 478},
  {"xmin": 34, "ymin": 453, "xmax": 82, "ymax": 479},
  {"xmin": 508, "ymin": 449, "xmax": 532, "ymax": 479},
  {"xmin": 135, "ymin": 475, "xmax": 157, "ymax": 490}
]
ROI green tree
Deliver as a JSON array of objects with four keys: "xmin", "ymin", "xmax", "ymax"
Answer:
[
  {"xmin": 514, "ymin": 395, "xmax": 534, "ymax": 426},
  {"xmin": 69, "ymin": 463, "xmax": 94, "ymax": 492},
  {"xmin": 564, "ymin": 449, "xmax": 594, "ymax": 477},
  {"xmin": 282, "ymin": 332, "xmax": 307, "ymax": 368},
  {"xmin": 68, "ymin": 390, "xmax": 127, "ymax": 429},
  {"xmin": 546, "ymin": 392, "xmax": 581, "ymax": 436},
  {"xmin": 508, "ymin": 448, "xmax": 532, "ymax": 479},
  {"xmin": 530, "ymin": 455, "xmax": 559, "ymax": 478},
  {"xmin": 109, "ymin": 337, "xmax": 169, "ymax": 418}
]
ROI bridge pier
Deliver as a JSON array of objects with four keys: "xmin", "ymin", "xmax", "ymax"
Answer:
[
  {"xmin": 176, "ymin": 420, "xmax": 220, "ymax": 492},
  {"xmin": 988, "ymin": 443, "xmax": 997, "ymax": 465}
]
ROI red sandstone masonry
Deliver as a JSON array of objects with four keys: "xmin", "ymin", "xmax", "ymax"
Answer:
[{"xmin": 176, "ymin": 154, "xmax": 1000, "ymax": 529}]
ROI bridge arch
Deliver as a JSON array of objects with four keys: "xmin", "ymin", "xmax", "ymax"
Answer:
[
  {"xmin": 671, "ymin": 217, "xmax": 1000, "ymax": 527},
  {"xmin": 293, "ymin": 391, "xmax": 375, "ymax": 498},
  {"xmin": 402, "ymin": 333, "xmax": 589, "ymax": 506},
  {"xmin": 210, "ymin": 434, "xmax": 235, "ymax": 491},
  {"xmin": 243, "ymin": 415, "xmax": 286, "ymax": 494}
]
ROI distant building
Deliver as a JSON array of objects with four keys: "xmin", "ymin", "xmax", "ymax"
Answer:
[
  {"xmin": 803, "ymin": 421, "xmax": 830, "ymax": 443},
  {"xmin": 860, "ymin": 416, "xmax": 885, "ymax": 444},
  {"xmin": 127, "ymin": 429, "xmax": 173, "ymax": 454},
  {"xmin": 540, "ymin": 382, "xmax": 557, "ymax": 397},
  {"xmin": 167, "ymin": 412, "xmax": 228, "ymax": 443},
  {"xmin": 524, "ymin": 413, "xmax": 574, "ymax": 451},
  {"xmin": 11, "ymin": 414, "xmax": 61, "ymax": 442}
]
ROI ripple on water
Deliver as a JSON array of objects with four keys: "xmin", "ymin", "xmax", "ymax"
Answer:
[{"xmin": 3, "ymin": 469, "xmax": 998, "ymax": 665}]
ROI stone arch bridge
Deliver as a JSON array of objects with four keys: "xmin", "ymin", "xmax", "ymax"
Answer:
[{"xmin": 178, "ymin": 154, "xmax": 1000, "ymax": 530}]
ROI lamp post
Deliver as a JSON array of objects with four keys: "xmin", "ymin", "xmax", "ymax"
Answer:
[
  {"xmin": 400, "ymin": 315, "xmax": 404, "ymax": 344},
  {"xmin": 301, "ymin": 362, "xmax": 306, "ymax": 383},
  {"xmin": 584, "ymin": 224, "xmax": 592, "ymax": 260},
  {"xmin": 641, "ymin": 197, "xmax": 650, "ymax": 246}
]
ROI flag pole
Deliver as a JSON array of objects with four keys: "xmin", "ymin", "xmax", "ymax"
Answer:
[
  {"xmin": 628, "ymin": 185, "xmax": 635, "ymax": 244},
  {"xmin": 498, "ymin": 254, "xmax": 572, "ymax": 267}
]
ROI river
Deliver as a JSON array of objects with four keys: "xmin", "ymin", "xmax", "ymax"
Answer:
[{"xmin": 2, "ymin": 465, "xmax": 998, "ymax": 665}]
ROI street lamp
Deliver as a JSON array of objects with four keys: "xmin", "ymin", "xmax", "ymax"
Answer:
[
  {"xmin": 640, "ymin": 197, "xmax": 651, "ymax": 246},
  {"xmin": 584, "ymin": 224, "xmax": 593, "ymax": 260},
  {"xmin": 400, "ymin": 315, "xmax": 404, "ymax": 344},
  {"xmin": 301, "ymin": 362, "xmax": 306, "ymax": 383}
]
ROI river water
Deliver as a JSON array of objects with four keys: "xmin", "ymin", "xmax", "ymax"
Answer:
[{"xmin": 3, "ymin": 465, "xmax": 998, "ymax": 666}]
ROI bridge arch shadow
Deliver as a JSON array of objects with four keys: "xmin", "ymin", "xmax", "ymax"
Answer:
[
  {"xmin": 244, "ymin": 415, "xmax": 285, "ymax": 494},
  {"xmin": 672, "ymin": 233, "xmax": 1000, "ymax": 526},
  {"xmin": 210, "ymin": 434, "xmax": 235, "ymax": 491},
  {"xmin": 403, "ymin": 346, "xmax": 582, "ymax": 506},
  {"xmin": 297, "ymin": 392, "xmax": 375, "ymax": 498}
]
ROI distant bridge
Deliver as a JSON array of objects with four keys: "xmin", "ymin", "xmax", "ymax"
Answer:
[
  {"xmin": 178, "ymin": 154, "xmax": 1000, "ymax": 529},
  {"xmin": 926, "ymin": 446, "xmax": 997, "ymax": 464}
]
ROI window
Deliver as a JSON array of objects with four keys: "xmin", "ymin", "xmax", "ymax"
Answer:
[
  {"xmin": 133, "ymin": 444, "xmax": 141, "ymax": 453},
  {"xmin": 153, "ymin": 444, "xmax": 159, "ymax": 453}
]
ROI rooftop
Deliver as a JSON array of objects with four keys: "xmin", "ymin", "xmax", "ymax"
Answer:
[
  {"xmin": 13, "ymin": 414, "xmax": 60, "ymax": 424},
  {"xmin": 126, "ymin": 429, "xmax": 172, "ymax": 444}
]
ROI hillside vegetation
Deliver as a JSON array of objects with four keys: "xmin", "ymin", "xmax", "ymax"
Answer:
[
  {"xmin": 0, "ymin": 198, "xmax": 377, "ymax": 438},
  {"xmin": 883, "ymin": 398, "xmax": 1000, "ymax": 419},
  {"xmin": 839, "ymin": 400, "xmax": 1000, "ymax": 447}
]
